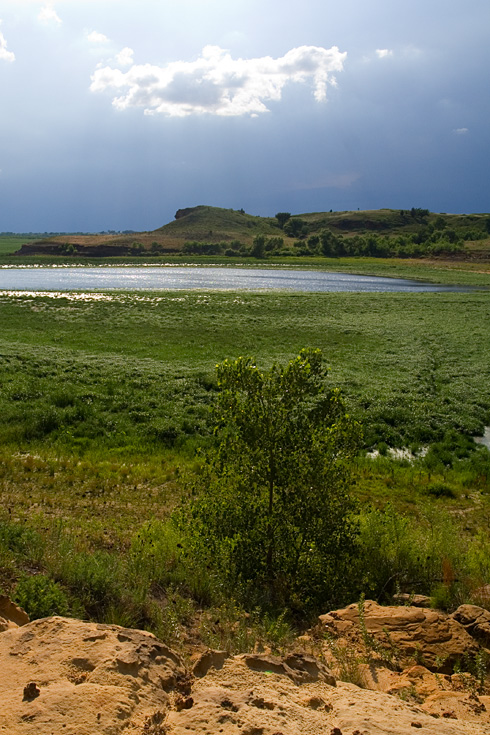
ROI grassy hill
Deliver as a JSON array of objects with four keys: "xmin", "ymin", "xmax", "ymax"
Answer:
[
  {"xmin": 13, "ymin": 206, "xmax": 283, "ymax": 257},
  {"xmin": 10, "ymin": 205, "xmax": 490, "ymax": 260},
  {"xmin": 156, "ymin": 205, "xmax": 280, "ymax": 241}
]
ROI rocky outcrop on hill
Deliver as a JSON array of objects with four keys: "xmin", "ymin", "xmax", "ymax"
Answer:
[{"xmin": 1, "ymin": 599, "xmax": 490, "ymax": 734}]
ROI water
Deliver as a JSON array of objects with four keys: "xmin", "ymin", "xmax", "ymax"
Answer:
[
  {"xmin": 475, "ymin": 427, "xmax": 490, "ymax": 451},
  {"xmin": 0, "ymin": 266, "xmax": 474, "ymax": 292}
]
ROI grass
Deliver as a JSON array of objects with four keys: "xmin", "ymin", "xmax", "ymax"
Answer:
[
  {"xmin": 0, "ymin": 236, "xmax": 39, "ymax": 256},
  {"xmin": 0, "ymin": 289, "xmax": 489, "ymax": 452}
]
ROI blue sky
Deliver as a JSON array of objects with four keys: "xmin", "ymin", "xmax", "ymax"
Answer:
[{"xmin": 1, "ymin": 0, "xmax": 489, "ymax": 232}]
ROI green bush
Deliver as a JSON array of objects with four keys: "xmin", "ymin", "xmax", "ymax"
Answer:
[
  {"xmin": 426, "ymin": 482, "xmax": 456, "ymax": 498},
  {"xmin": 13, "ymin": 574, "xmax": 70, "ymax": 619}
]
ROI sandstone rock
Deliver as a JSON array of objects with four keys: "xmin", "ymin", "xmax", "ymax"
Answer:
[
  {"xmin": 1, "ymin": 613, "xmax": 490, "ymax": 734},
  {"xmin": 241, "ymin": 652, "xmax": 336, "ymax": 686},
  {"xmin": 0, "ymin": 615, "xmax": 186, "ymax": 734},
  {"xmin": 167, "ymin": 656, "xmax": 490, "ymax": 734},
  {"xmin": 359, "ymin": 662, "xmax": 452, "ymax": 701},
  {"xmin": 192, "ymin": 649, "xmax": 229, "ymax": 678},
  {"xmin": 452, "ymin": 604, "xmax": 490, "ymax": 646},
  {"xmin": 0, "ymin": 595, "xmax": 29, "ymax": 631},
  {"xmin": 393, "ymin": 593, "xmax": 432, "ymax": 608},
  {"xmin": 421, "ymin": 690, "xmax": 490, "ymax": 722},
  {"xmin": 320, "ymin": 599, "xmax": 479, "ymax": 672}
]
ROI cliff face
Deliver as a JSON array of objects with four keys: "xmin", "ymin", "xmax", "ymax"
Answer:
[{"xmin": 1, "ymin": 597, "xmax": 490, "ymax": 735}]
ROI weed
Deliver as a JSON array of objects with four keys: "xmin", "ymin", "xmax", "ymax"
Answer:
[{"xmin": 323, "ymin": 633, "xmax": 366, "ymax": 688}]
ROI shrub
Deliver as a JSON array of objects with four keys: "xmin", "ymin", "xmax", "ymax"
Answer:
[
  {"xmin": 426, "ymin": 482, "xmax": 456, "ymax": 498},
  {"xmin": 13, "ymin": 574, "xmax": 70, "ymax": 619}
]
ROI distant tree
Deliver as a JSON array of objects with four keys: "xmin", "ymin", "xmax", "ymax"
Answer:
[
  {"xmin": 319, "ymin": 230, "xmax": 343, "ymax": 257},
  {"xmin": 410, "ymin": 207, "xmax": 430, "ymax": 219},
  {"xmin": 307, "ymin": 235, "xmax": 320, "ymax": 253},
  {"xmin": 265, "ymin": 236, "xmax": 284, "ymax": 252},
  {"xmin": 275, "ymin": 212, "xmax": 291, "ymax": 229},
  {"xmin": 284, "ymin": 218, "xmax": 307, "ymax": 238},
  {"xmin": 250, "ymin": 234, "xmax": 266, "ymax": 258}
]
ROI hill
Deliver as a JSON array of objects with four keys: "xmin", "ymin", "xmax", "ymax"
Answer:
[
  {"xmin": 13, "ymin": 205, "xmax": 490, "ymax": 259},
  {"xmin": 14, "ymin": 206, "xmax": 282, "ymax": 257}
]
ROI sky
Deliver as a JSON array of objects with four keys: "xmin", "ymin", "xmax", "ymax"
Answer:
[{"xmin": 0, "ymin": 0, "xmax": 489, "ymax": 232}]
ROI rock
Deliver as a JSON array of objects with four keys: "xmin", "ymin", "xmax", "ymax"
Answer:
[
  {"xmin": 192, "ymin": 649, "xmax": 229, "ymax": 678},
  {"xmin": 320, "ymin": 600, "xmax": 479, "ymax": 672},
  {"xmin": 0, "ymin": 615, "xmax": 186, "ymax": 734},
  {"xmin": 0, "ymin": 595, "xmax": 29, "ymax": 631},
  {"xmin": 241, "ymin": 652, "xmax": 336, "ymax": 686},
  {"xmin": 421, "ymin": 691, "xmax": 490, "ymax": 722},
  {"xmin": 1, "ymin": 613, "xmax": 490, "ymax": 734},
  {"xmin": 23, "ymin": 682, "xmax": 40, "ymax": 701},
  {"xmin": 452, "ymin": 604, "xmax": 490, "ymax": 646},
  {"xmin": 167, "ymin": 655, "xmax": 490, "ymax": 734},
  {"xmin": 393, "ymin": 593, "xmax": 432, "ymax": 608}
]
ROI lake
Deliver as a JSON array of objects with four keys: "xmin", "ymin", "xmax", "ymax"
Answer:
[{"xmin": 0, "ymin": 266, "xmax": 473, "ymax": 292}]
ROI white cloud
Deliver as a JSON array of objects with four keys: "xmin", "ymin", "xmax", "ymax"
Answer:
[
  {"xmin": 87, "ymin": 31, "xmax": 110, "ymax": 44},
  {"xmin": 116, "ymin": 47, "xmax": 134, "ymax": 67},
  {"xmin": 0, "ymin": 22, "xmax": 15, "ymax": 62},
  {"xmin": 453, "ymin": 127, "xmax": 469, "ymax": 135},
  {"xmin": 38, "ymin": 4, "xmax": 62, "ymax": 26},
  {"xmin": 375, "ymin": 49, "xmax": 393, "ymax": 59},
  {"xmin": 90, "ymin": 44, "xmax": 346, "ymax": 117}
]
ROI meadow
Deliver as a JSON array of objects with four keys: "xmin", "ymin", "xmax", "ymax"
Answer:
[{"xmin": 1, "ymin": 264, "xmax": 490, "ymax": 649}]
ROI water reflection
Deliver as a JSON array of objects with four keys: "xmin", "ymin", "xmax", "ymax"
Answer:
[{"xmin": 0, "ymin": 266, "xmax": 474, "ymax": 293}]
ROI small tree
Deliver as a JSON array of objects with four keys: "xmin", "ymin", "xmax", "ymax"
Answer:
[
  {"xmin": 250, "ymin": 234, "xmax": 266, "ymax": 258},
  {"xmin": 183, "ymin": 349, "xmax": 361, "ymax": 613},
  {"xmin": 284, "ymin": 217, "xmax": 307, "ymax": 238},
  {"xmin": 275, "ymin": 212, "xmax": 291, "ymax": 229}
]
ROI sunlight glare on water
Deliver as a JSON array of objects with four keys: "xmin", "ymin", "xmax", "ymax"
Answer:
[{"xmin": 0, "ymin": 267, "xmax": 472, "ymax": 293}]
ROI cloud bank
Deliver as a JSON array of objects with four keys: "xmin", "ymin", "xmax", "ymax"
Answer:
[
  {"xmin": 0, "ymin": 22, "xmax": 15, "ymax": 62},
  {"xmin": 90, "ymin": 44, "xmax": 347, "ymax": 117}
]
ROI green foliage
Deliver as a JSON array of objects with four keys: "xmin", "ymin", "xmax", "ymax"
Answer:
[
  {"xmin": 283, "ymin": 217, "xmax": 308, "ymax": 238},
  {"xmin": 250, "ymin": 234, "xmax": 266, "ymax": 258},
  {"xmin": 0, "ymin": 521, "xmax": 43, "ymax": 561},
  {"xmin": 426, "ymin": 481, "xmax": 456, "ymax": 498},
  {"xmin": 275, "ymin": 212, "xmax": 291, "ymax": 229},
  {"xmin": 200, "ymin": 601, "xmax": 294, "ymax": 654},
  {"xmin": 180, "ymin": 348, "xmax": 361, "ymax": 613},
  {"xmin": 53, "ymin": 548, "xmax": 124, "ymax": 618},
  {"xmin": 430, "ymin": 583, "xmax": 453, "ymax": 611},
  {"xmin": 13, "ymin": 574, "xmax": 70, "ymax": 619}
]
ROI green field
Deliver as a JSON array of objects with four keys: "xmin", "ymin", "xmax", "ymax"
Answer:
[
  {"xmin": 1, "ymin": 287, "xmax": 489, "ymax": 451},
  {"xmin": 1, "ymin": 276, "xmax": 490, "ymax": 643},
  {"xmin": 0, "ymin": 236, "xmax": 39, "ymax": 256}
]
